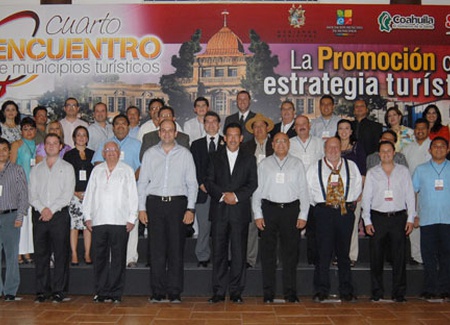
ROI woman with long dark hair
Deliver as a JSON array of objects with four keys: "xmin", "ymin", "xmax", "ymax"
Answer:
[
  {"xmin": 0, "ymin": 100, "xmax": 22, "ymax": 143},
  {"xmin": 423, "ymin": 104, "xmax": 450, "ymax": 141},
  {"xmin": 384, "ymin": 106, "xmax": 414, "ymax": 152}
]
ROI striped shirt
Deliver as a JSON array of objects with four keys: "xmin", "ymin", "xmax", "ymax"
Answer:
[{"xmin": 0, "ymin": 161, "xmax": 29, "ymax": 222}]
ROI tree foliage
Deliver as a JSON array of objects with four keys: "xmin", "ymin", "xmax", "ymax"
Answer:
[
  {"xmin": 241, "ymin": 29, "xmax": 281, "ymax": 119},
  {"xmin": 160, "ymin": 29, "xmax": 202, "ymax": 122}
]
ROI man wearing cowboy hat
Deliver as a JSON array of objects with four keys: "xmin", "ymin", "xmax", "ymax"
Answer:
[{"xmin": 241, "ymin": 113, "xmax": 275, "ymax": 269}]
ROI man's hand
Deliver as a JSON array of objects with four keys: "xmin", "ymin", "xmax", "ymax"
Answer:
[
  {"xmin": 296, "ymin": 219, "xmax": 307, "ymax": 229},
  {"xmin": 139, "ymin": 211, "xmax": 148, "ymax": 225},
  {"xmin": 255, "ymin": 218, "xmax": 265, "ymax": 231},
  {"xmin": 223, "ymin": 192, "xmax": 237, "ymax": 205},
  {"xmin": 14, "ymin": 220, "xmax": 22, "ymax": 228},
  {"xmin": 405, "ymin": 222, "xmax": 414, "ymax": 236},
  {"xmin": 126, "ymin": 222, "xmax": 135, "ymax": 232},
  {"xmin": 365, "ymin": 224, "xmax": 375, "ymax": 236},
  {"xmin": 39, "ymin": 207, "xmax": 53, "ymax": 222},
  {"xmin": 199, "ymin": 184, "xmax": 207, "ymax": 193},
  {"xmin": 183, "ymin": 210, "xmax": 194, "ymax": 224},
  {"xmin": 85, "ymin": 220, "xmax": 93, "ymax": 232}
]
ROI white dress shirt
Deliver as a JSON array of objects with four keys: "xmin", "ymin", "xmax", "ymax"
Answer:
[
  {"xmin": 60, "ymin": 118, "xmax": 89, "ymax": 148},
  {"xmin": 252, "ymin": 154, "xmax": 310, "ymax": 220},
  {"xmin": 361, "ymin": 163, "xmax": 416, "ymax": 225},
  {"xmin": 306, "ymin": 157, "xmax": 362, "ymax": 206},
  {"xmin": 29, "ymin": 157, "xmax": 75, "ymax": 214},
  {"xmin": 289, "ymin": 135, "xmax": 324, "ymax": 171},
  {"xmin": 184, "ymin": 117, "xmax": 206, "ymax": 144},
  {"xmin": 87, "ymin": 122, "xmax": 114, "ymax": 151},
  {"xmin": 227, "ymin": 148, "xmax": 239, "ymax": 174},
  {"xmin": 83, "ymin": 161, "xmax": 138, "ymax": 226},
  {"xmin": 403, "ymin": 138, "xmax": 431, "ymax": 175}
]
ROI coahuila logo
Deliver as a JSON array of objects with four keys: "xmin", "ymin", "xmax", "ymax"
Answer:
[{"xmin": 378, "ymin": 11, "xmax": 435, "ymax": 33}]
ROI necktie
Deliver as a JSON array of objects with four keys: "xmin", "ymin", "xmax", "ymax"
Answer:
[
  {"xmin": 209, "ymin": 137, "xmax": 216, "ymax": 153},
  {"xmin": 239, "ymin": 115, "xmax": 244, "ymax": 126}
]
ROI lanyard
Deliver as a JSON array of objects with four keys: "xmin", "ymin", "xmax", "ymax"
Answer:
[
  {"xmin": 296, "ymin": 136, "xmax": 311, "ymax": 153},
  {"xmin": 273, "ymin": 156, "xmax": 289, "ymax": 171},
  {"xmin": 430, "ymin": 160, "xmax": 447, "ymax": 178}
]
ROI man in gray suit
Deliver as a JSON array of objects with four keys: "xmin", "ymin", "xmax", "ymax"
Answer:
[
  {"xmin": 139, "ymin": 106, "xmax": 190, "ymax": 160},
  {"xmin": 224, "ymin": 90, "xmax": 256, "ymax": 143}
]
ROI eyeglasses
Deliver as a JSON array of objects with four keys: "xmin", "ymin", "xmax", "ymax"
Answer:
[
  {"xmin": 65, "ymin": 104, "xmax": 78, "ymax": 108},
  {"xmin": 103, "ymin": 147, "xmax": 118, "ymax": 152}
]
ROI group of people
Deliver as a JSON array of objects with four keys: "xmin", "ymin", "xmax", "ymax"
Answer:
[{"xmin": 0, "ymin": 92, "xmax": 448, "ymax": 305}]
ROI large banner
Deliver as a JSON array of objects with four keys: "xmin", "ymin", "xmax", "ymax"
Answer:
[{"xmin": 0, "ymin": 3, "xmax": 449, "ymax": 125}]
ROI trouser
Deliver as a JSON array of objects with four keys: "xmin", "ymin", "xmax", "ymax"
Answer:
[
  {"xmin": 421, "ymin": 224, "xmax": 450, "ymax": 296},
  {"xmin": 306, "ymin": 205, "xmax": 317, "ymax": 265},
  {"xmin": 211, "ymin": 216, "xmax": 249, "ymax": 297},
  {"xmin": 369, "ymin": 210, "xmax": 407, "ymax": 299},
  {"xmin": 0, "ymin": 211, "xmax": 20, "ymax": 296},
  {"xmin": 92, "ymin": 224, "xmax": 129, "ymax": 298},
  {"xmin": 195, "ymin": 196, "xmax": 211, "ymax": 262},
  {"xmin": 349, "ymin": 201, "xmax": 361, "ymax": 261},
  {"xmin": 314, "ymin": 204, "xmax": 355, "ymax": 296},
  {"xmin": 260, "ymin": 200, "xmax": 300, "ymax": 298},
  {"xmin": 148, "ymin": 196, "xmax": 187, "ymax": 296},
  {"xmin": 246, "ymin": 216, "xmax": 259, "ymax": 267},
  {"xmin": 32, "ymin": 208, "xmax": 70, "ymax": 296},
  {"xmin": 126, "ymin": 219, "xmax": 139, "ymax": 264},
  {"xmin": 410, "ymin": 227, "xmax": 423, "ymax": 263}
]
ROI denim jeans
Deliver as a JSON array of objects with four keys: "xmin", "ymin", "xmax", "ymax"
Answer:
[{"xmin": 0, "ymin": 211, "xmax": 21, "ymax": 296}]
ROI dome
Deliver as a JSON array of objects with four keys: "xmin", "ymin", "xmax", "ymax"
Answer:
[{"xmin": 201, "ymin": 26, "xmax": 245, "ymax": 57}]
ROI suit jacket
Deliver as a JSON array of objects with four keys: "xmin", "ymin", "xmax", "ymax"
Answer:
[
  {"xmin": 240, "ymin": 137, "xmax": 274, "ymax": 159},
  {"xmin": 270, "ymin": 122, "xmax": 296, "ymax": 138},
  {"xmin": 224, "ymin": 111, "xmax": 256, "ymax": 143},
  {"xmin": 351, "ymin": 118, "xmax": 383, "ymax": 156},
  {"xmin": 190, "ymin": 135, "xmax": 225, "ymax": 204},
  {"xmin": 206, "ymin": 148, "xmax": 258, "ymax": 224},
  {"xmin": 139, "ymin": 130, "xmax": 190, "ymax": 161}
]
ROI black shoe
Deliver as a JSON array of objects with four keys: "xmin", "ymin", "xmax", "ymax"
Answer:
[
  {"xmin": 52, "ymin": 293, "xmax": 66, "ymax": 303},
  {"xmin": 285, "ymin": 295, "xmax": 299, "ymax": 303},
  {"xmin": 230, "ymin": 295, "xmax": 243, "ymax": 303},
  {"xmin": 246, "ymin": 262, "xmax": 253, "ymax": 269},
  {"xmin": 370, "ymin": 296, "xmax": 382, "ymax": 302},
  {"xmin": 263, "ymin": 296, "xmax": 274, "ymax": 303},
  {"xmin": 149, "ymin": 294, "xmax": 166, "ymax": 303},
  {"xmin": 409, "ymin": 258, "xmax": 422, "ymax": 266},
  {"xmin": 350, "ymin": 260, "xmax": 356, "ymax": 267},
  {"xmin": 4, "ymin": 295, "xmax": 15, "ymax": 301},
  {"xmin": 34, "ymin": 294, "xmax": 47, "ymax": 303},
  {"xmin": 313, "ymin": 293, "xmax": 327, "ymax": 302},
  {"xmin": 440, "ymin": 292, "xmax": 449, "ymax": 299},
  {"xmin": 341, "ymin": 294, "xmax": 357, "ymax": 302},
  {"xmin": 70, "ymin": 262, "xmax": 79, "ymax": 266},
  {"xmin": 197, "ymin": 260, "xmax": 209, "ymax": 268},
  {"xmin": 393, "ymin": 296, "xmax": 407, "ymax": 303},
  {"xmin": 111, "ymin": 296, "xmax": 122, "ymax": 303},
  {"xmin": 208, "ymin": 295, "xmax": 225, "ymax": 303},
  {"xmin": 169, "ymin": 294, "xmax": 181, "ymax": 303},
  {"xmin": 93, "ymin": 295, "xmax": 107, "ymax": 303}
]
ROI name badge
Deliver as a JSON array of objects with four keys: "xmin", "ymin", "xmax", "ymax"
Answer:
[
  {"xmin": 30, "ymin": 158, "xmax": 36, "ymax": 167},
  {"xmin": 120, "ymin": 151, "xmax": 125, "ymax": 160},
  {"xmin": 322, "ymin": 131, "xmax": 330, "ymax": 139},
  {"xmin": 384, "ymin": 189, "xmax": 394, "ymax": 201},
  {"xmin": 79, "ymin": 170, "xmax": 87, "ymax": 181},
  {"xmin": 276, "ymin": 172, "xmax": 285, "ymax": 184},
  {"xmin": 330, "ymin": 174, "xmax": 339, "ymax": 186},
  {"xmin": 435, "ymin": 179, "xmax": 444, "ymax": 191},
  {"xmin": 257, "ymin": 154, "xmax": 266, "ymax": 164}
]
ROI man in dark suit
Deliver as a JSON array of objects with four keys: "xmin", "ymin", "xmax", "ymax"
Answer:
[
  {"xmin": 270, "ymin": 100, "xmax": 297, "ymax": 138},
  {"xmin": 351, "ymin": 98, "xmax": 383, "ymax": 156},
  {"xmin": 206, "ymin": 122, "xmax": 258, "ymax": 304},
  {"xmin": 224, "ymin": 90, "xmax": 256, "ymax": 143},
  {"xmin": 241, "ymin": 113, "xmax": 274, "ymax": 269},
  {"xmin": 139, "ymin": 106, "xmax": 190, "ymax": 161},
  {"xmin": 190, "ymin": 111, "xmax": 225, "ymax": 268}
]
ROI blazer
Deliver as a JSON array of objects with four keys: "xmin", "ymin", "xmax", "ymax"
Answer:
[
  {"xmin": 240, "ymin": 137, "xmax": 274, "ymax": 159},
  {"xmin": 351, "ymin": 118, "xmax": 383, "ymax": 156},
  {"xmin": 224, "ymin": 111, "xmax": 256, "ymax": 143},
  {"xmin": 190, "ymin": 135, "xmax": 226, "ymax": 204},
  {"xmin": 270, "ymin": 122, "xmax": 297, "ymax": 138},
  {"xmin": 139, "ymin": 130, "xmax": 190, "ymax": 161},
  {"xmin": 206, "ymin": 148, "xmax": 258, "ymax": 224}
]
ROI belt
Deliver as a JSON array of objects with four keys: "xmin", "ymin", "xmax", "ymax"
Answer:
[
  {"xmin": 0, "ymin": 208, "xmax": 17, "ymax": 215},
  {"xmin": 371, "ymin": 209, "xmax": 406, "ymax": 217},
  {"xmin": 262, "ymin": 199, "xmax": 299, "ymax": 209},
  {"xmin": 316, "ymin": 202, "xmax": 355, "ymax": 210},
  {"xmin": 148, "ymin": 195, "xmax": 186, "ymax": 202}
]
